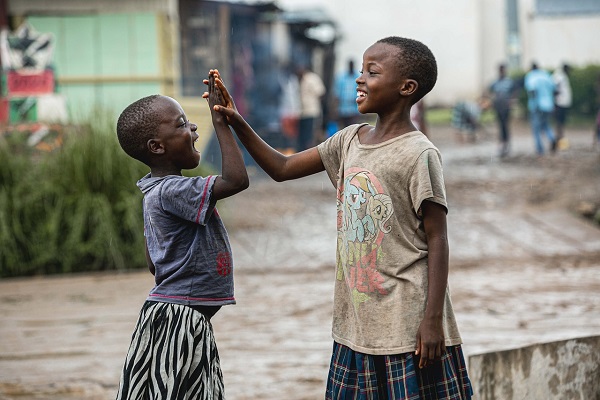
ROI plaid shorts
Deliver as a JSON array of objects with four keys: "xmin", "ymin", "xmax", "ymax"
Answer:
[{"xmin": 326, "ymin": 342, "xmax": 473, "ymax": 400}]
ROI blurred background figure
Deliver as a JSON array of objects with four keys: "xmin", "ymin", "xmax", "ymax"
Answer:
[
  {"xmin": 596, "ymin": 73, "xmax": 600, "ymax": 150},
  {"xmin": 451, "ymin": 98, "xmax": 485, "ymax": 143},
  {"xmin": 552, "ymin": 63, "xmax": 572, "ymax": 150},
  {"xmin": 410, "ymin": 98, "xmax": 428, "ymax": 136},
  {"xmin": 295, "ymin": 65, "xmax": 325, "ymax": 151},
  {"xmin": 525, "ymin": 62, "xmax": 556, "ymax": 155},
  {"xmin": 333, "ymin": 59, "xmax": 360, "ymax": 128},
  {"xmin": 279, "ymin": 64, "xmax": 301, "ymax": 154},
  {"xmin": 489, "ymin": 63, "xmax": 516, "ymax": 158}
]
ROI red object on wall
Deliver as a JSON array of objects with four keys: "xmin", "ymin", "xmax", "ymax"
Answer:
[
  {"xmin": 6, "ymin": 70, "xmax": 54, "ymax": 95},
  {"xmin": 0, "ymin": 98, "xmax": 8, "ymax": 123}
]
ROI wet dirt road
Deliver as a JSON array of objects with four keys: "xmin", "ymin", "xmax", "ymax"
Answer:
[{"xmin": 1, "ymin": 123, "xmax": 599, "ymax": 399}]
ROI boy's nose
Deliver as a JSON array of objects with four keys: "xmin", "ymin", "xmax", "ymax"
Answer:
[{"xmin": 191, "ymin": 123, "xmax": 198, "ymax": 131}]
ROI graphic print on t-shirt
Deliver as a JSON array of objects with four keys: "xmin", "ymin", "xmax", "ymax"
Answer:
[{"xmin": 337, "ymin": 168, "xmax": 394, "ymax": 308}]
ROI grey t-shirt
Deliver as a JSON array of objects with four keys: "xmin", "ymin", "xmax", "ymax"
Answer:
[
  {"xmin": 318, "ymin": 124, "xmax": 462, "ymax": 355},
  {"xmin": 137, "ymin": 174, "xmax": 235, "ymax": 307}
]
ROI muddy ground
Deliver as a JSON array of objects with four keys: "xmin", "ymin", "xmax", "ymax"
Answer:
[{"xmin": 1, "ymin": 122, "xmax": 599, "ymax": 399}]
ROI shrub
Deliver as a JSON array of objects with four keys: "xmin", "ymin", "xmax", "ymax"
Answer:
[{"xmin": 0, "ymin": 116, "xmax": 210, "ymax": 277}]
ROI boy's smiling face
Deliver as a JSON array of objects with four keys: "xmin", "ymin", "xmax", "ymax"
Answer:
[
  {"xmin": 356, "ymin": 42, "xmax": 410, "ymax": 115},
  {"xmin": 151, "ymin": 96, "xmax": 200, "ymax": 174}
]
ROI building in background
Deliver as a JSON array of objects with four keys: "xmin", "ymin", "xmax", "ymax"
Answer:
[
  {"xmin": 7, "ymin": 0, "xmax": 596, "ymax": 123},
  {"xmin": 276, "ymin": 0, "xmax": 600, "ymax": 106},
  {"xmin": 5, "ymin": 0, "xmax": 338, "ymax": 158}
]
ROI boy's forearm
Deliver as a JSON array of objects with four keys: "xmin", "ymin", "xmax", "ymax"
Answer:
[
  {"xmin": 213, "ymin": 121, "xmax": 249, "ymax": 193},
  {"xmin": 424, "ymin": 236, "xmax": 449, "ymax": 319},
  {"xmin": 229, "ymin": 117, "xmax": 289, "ymax": 181}
]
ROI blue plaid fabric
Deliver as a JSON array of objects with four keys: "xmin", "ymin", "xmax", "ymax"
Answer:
[{"xmin": 326, "ymin": 342, "xmax": 473, "ymax": 400}]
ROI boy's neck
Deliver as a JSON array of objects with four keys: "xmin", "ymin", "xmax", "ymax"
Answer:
[
  {"xmin": 149, "ymin": 166, "xmax": 182, "ymax": 178},
  {"xmin": 359, "ymin": 117, "xmax": 417, "ymax": 145},
  {"xmin": 370, "ymin": 107, "xmax": 417, "ymax": 137}
]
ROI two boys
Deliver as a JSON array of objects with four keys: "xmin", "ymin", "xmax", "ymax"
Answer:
[{"xmin": 116, "ymin": 38, "xmax": 472, "ymax": 399}]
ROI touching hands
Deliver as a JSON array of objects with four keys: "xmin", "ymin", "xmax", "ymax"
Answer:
[
  {"xmin": 415, "ymin": 316, "xmax": 446, "ymax": 369},
  {"xmin": 202, "ymin": 69, "xmax": 241, "ymax": 126},
  {"xmin": 203, "ymin": 69, "xmax": 227, "ymax": 125}
]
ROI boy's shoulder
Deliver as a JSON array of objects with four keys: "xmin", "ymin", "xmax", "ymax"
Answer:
[
  {"xmin": 137, "ymin": 174, "xmax": 201, "ymax": 194},
  {"xmin": 401, "ymin": 131, "xmax": 441, "ymax": 160}
]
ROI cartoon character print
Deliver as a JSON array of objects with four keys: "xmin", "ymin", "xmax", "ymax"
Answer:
[{"xmin": 337, "ymin": 168, "xmax": 394, "ymax": 308}]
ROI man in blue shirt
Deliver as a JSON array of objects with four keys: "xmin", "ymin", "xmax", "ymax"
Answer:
[
  {"xmin": 334, "ymin": 59, "xmax": 361, "ymax": 128},
  {"xmin": 524, "ymin": 62, "xmax": 556, "ymax": 155}
]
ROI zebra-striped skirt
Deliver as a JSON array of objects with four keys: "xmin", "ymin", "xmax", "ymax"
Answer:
[{"xmin": 116, "ymin": 301, "xmax": 225, "ymax": 400}]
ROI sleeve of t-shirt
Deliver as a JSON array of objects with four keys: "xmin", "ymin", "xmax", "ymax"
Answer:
[
  {"xmin": 160, "ymin": 175, "xmax": 217, "ymax": 225},
  {"xmin": 408, "ymin": 148, "xmax": 448, "ymax": 218}
]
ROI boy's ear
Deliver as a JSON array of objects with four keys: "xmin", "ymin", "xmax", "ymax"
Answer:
[
  {"xmin": 147, "ymin": 138, "xmax": 165, "ymax": 155},
  {"xmin": 399, "ymin": 79, "xmax": 418, "ymax": 97}
]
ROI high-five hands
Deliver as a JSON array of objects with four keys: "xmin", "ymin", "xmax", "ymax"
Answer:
[{"xmin": 202, "ymin": 69, "xmax": 239, "ymax": 126}]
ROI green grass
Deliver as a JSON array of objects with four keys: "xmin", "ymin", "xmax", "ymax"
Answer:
[{"xmin": 0, "ymin": 116, "xmax": 211, "ymax": 277}]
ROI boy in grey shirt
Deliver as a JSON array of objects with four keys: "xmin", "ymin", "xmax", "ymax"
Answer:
[{"xmin": 115, "ymin": 71, "xmax": 248, "ymax": 399}]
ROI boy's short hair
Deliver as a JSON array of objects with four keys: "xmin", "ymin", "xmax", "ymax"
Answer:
[
  {"xmin": 377, "ymin": 36, "xmax": 437, "ymax": 103},
  {"xmin": 116, "ymin": 94, "xmax": 162, "ymax": 163}
]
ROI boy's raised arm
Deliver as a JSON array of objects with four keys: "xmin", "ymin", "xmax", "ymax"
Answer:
[
  {"xmin": 205, "ymin": 70, "xmax": 325, "ymax": 182},
  {"xmin": 206, "ymin": 71, "xmax": 249, "ymax": 200}
]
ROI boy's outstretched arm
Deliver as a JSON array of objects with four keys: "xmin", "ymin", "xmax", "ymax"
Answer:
[
  {"xmin": 206, "ymin": 71, "xmax": 249, "ymax": 200},
  {"xmin": 415, "ymin": 200, "xmax": 449, "ymax": 368},
  {"xmin": 204, "ymin": 70, "xmax": 325, "ymax": 182}
]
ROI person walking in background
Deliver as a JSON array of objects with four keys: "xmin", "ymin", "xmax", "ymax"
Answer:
[
  {"xmin": 525, "ymin": 62, "xmax": 556, "ymax": 155},
  {"xmin": 295, "ymin": 65, "xmax": 326, "ymax": 151},
  {"xmin": 489, "ymin": 63, "xmax": 516, "ymax": 157},
  {"xmin": 114, "ymin": 71, "xmax": 249, "ymax": 399},
  {"xmin": 595, "ymin": 73, "xmax": 600, "ymax": 150},
  {"xmin": 279, "ymin": 65, "xmax": 301, "ymax": 153},
  {"xmin": 451, "ymin": 99, "xmax": 483, "ymax": 143},
  {"xmin": 334, "ymin": 59, "xmax": 361, "ymax": 128},
  {"xmin": 209, "ymin": 36, "xmax": 473, "ymax": 399},
  {"xmin": 552, "ymin": 63, "xmax": 573, "ymax": 149}
]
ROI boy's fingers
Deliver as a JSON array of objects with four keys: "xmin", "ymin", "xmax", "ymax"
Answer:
[
  {"xmin": 214, "ymin": 105, "xmax": 231, "ymax": 114},
  {"xmin": 215, "ymin": 79, "xmax": 233, "ymax": 102},
  {"xmin": 423, "ymin": 346, "xmax": 430, "ymax": 366}
]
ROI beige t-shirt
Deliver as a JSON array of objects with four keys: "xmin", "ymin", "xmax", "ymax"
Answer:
[
  {"xmin": 299, "ymin": 71, "xmax": 325, "ymax": 118},
  {"xmin": 317, "ymin": 124, "xmax": 462, "ymax": 355}
]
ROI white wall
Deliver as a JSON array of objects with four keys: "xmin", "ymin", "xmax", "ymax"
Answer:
[
  {"xmin": 276, "ymin": 0, "xmax": 482, "ymax": 105},
  {"xmin": 480, "ymin": 0, "xmax": 509, "ymax": 92},
  {"xmin": 519, "ymin": 0, "xmax": 600, "ymax": 70},
  {"xmin": 275, "ymin": 0, "xmax": 600, "ymax": 106}
]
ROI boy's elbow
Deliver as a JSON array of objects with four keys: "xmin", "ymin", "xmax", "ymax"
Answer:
[
  {"xmin": 271, "ymin": 173, "xmax": 286, "ymax": 183},
  {"xmin": 233, "ymin": 175, "xmax": 250, "ymax": 192},
  {"xmin": 240, "ymin": 177, "xmax": 250, "ymax": 191}
]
